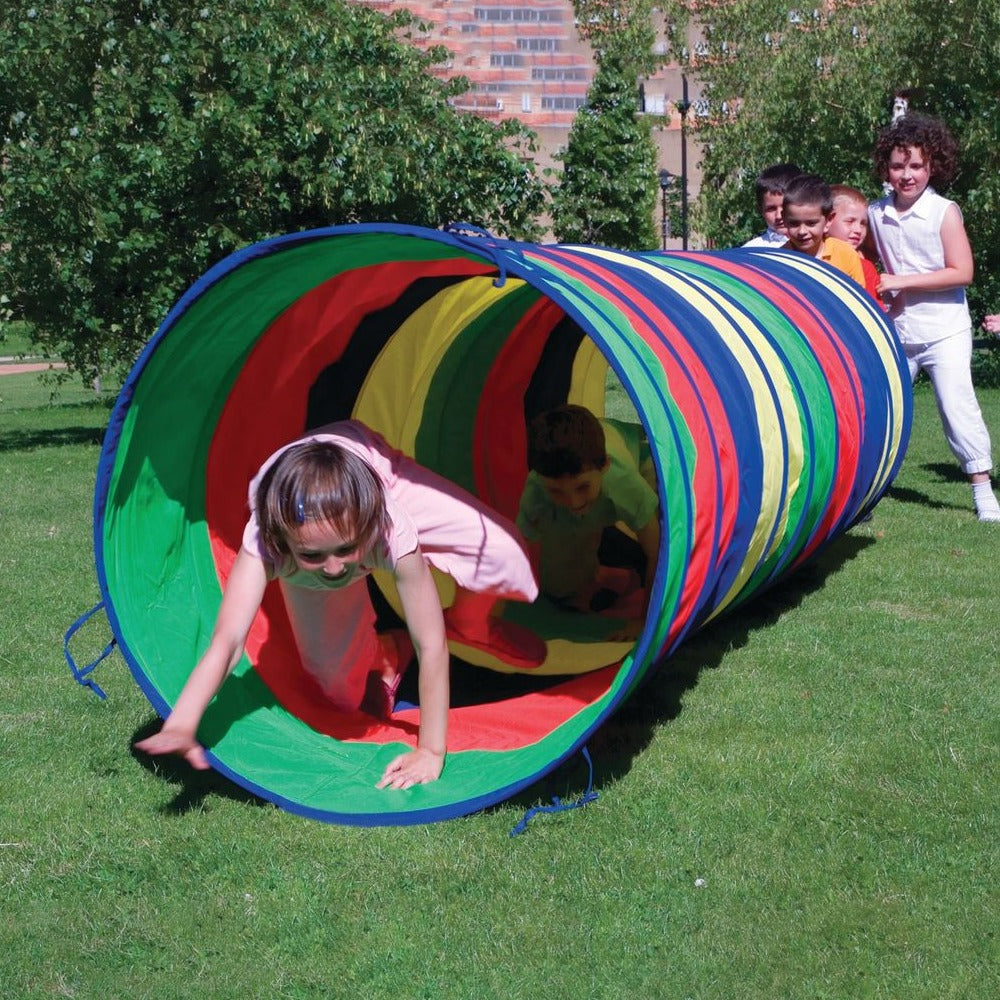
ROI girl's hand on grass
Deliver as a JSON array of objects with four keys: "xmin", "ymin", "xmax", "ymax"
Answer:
[
  {"xmin": 376, "ymin": 747, "xmax": 444, "ymax": 790},
  {"xmin": 134, "ymin": 727, "xmax": 210, "ymax": 770}
]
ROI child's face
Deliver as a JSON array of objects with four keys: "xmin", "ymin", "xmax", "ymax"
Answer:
[
  {"xmin": 760, "ymin": 190, "xmax": 787, "ymax": 234},
  {"xmin": 827, "ymin": 199, "xmax": 868, "ymax": 249},
  {"xmin": 539, "ymin": 466, "xmax": 606, "ymax": 517},
  {"xmin": 286, "ymin": 519, "xmax": 362, "ymax": 581},
  {"xmin": 886, "ymin": 145, "xmax": 930, "ymax": 205},
  {"xmin": 783, "ymin": 201, "xmax": 828, "ymax": 255}
]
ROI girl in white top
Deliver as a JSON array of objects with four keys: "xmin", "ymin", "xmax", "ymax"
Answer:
[{"xmin": 868, "ymin": 113, "xmax": 1000, "ymax": 523}]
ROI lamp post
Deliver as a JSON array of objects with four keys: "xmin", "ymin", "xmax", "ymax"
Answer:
[
  {"xmin": 675, "ymin": 73, "xmax": 691, "ymax": 250},
  {"xmin": 658, "ymin": 168, "xmax": 673, "ymax": 250}
]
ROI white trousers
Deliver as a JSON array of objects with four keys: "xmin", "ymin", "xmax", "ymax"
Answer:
[{"xmin": 904, "ymin": 329, "xmax": 993, "ymax": 475}]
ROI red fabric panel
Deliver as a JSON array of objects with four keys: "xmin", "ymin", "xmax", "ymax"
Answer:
[
  {"xmin": 701, "ymin": 257, "xmax": 864, "ymax": 561},
  {"xmin": 472, "ymin": 297, "xmax": 566, "ymax": 520}
]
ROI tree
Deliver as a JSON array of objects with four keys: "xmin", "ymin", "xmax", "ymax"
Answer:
[
  {"xmin": 549, "ymin": 1, "xmax": 660, "ymax": 250},
  {"xmin": 0, "ymin": 1, "xmax": 546, "ymax": 382},
  {"xmin": 684, "ymin": 0, "xmax": 1000, "ymax": 315}
]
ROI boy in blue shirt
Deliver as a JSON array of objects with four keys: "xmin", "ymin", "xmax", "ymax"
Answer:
[{"xmin": 517, "ymin": 405, "xmax": 660, "ymax": 638}]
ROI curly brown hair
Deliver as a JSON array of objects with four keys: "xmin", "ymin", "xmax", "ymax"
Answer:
[{"xmin": 873, "ymin": 112, "xmax": 959, "ymax": 191}]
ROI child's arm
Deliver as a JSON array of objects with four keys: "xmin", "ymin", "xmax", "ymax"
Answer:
[
  {"xmin": 133, "ymin": 548, "xmax": 269, "ymax": 769},
  {"xmin": 376, "ymin": 549, "xmax": 449, "ymax": 790},
  {"xmin": 877, "ymin": 203, "xmax": 973, "ymax": 294}
]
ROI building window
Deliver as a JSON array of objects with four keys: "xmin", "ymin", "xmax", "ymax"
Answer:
[
  {"xmin": 516, "ymin": 37, "xmax": 560, "ymax": 52},
  {"xmin": 541, "ymin": 95, "xmax": 587, "ymax": 110},
  {"xmin": 531, "ymin": 67, "xmax": 588, "ymax": 81},
  {"xmin": 490, "ymin": 53, "xmax": 524, "ymax": 67},
  {"xmin": 474, "ymin": 7, "xmax": 564, "ymax": 23}
]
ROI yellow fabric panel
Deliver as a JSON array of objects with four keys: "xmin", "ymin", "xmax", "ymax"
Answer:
[
  {"xmin": 352, "ymin": 276, "xmax": 525, "ymax": 452},
  {"xmin": 567, "ymin": 337, "xmax": 609, "ymax": 417}
]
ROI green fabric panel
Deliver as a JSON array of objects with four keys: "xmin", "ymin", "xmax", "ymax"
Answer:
[
  {"xmin": 196, "ymin": 648, "xmax": 635, "ymax": 819},
  {"xmin": 104, "ymin": 236, "xmax": 478, "ymax": 710}
]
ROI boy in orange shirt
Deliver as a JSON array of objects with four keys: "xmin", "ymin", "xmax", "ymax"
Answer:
[
  {"xmin": 828, "ymin": 184, "xmax": 885, "ymax": 306},
  {"xmin": 781, "ymin": 174, "xmax": 865, "ymax": 286}
]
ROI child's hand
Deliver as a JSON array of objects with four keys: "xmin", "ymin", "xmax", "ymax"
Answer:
[
  {"xmin": 876, "ymin": 273, "xmax": 905, "ymax": 295},
  {"xmin": 983, "ymin": 314, "xmax": 1000, "ymax": 335},
  {"xmin": 376, "ymin": 747, "xmax": 445, "ymax": 790},
  {"xmin": 134, "ymin": 727, "xmax": 210, "ymax": 770}
]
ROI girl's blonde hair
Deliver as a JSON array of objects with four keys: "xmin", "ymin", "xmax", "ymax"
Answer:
[{"xmin": 254, "ymin": 440, "xmax": 390, "ymax": 571}]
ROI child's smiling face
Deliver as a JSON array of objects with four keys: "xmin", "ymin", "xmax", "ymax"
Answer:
[
  {"xmin": 827, "ymin": 198, "xmax": 869, "ymax": 249},
  {"xmin": 539, "ymin": 467, "xmax": 607, "ymax": 517},
  {"xmin": 886, "ymin": 145, "xmax": 931, "ymax": 207},
  {"xmin": 286, "ymin": 519, "xmax": 362, "ymax": 581},
  {"xmin": 783, "ymin": 201, "xmax": 828, "ymax": 256}
]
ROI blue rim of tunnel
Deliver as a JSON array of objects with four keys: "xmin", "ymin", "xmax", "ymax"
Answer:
[{"xmin": 94, "ymin": 223, "xmax": 673, "ymax": 825}]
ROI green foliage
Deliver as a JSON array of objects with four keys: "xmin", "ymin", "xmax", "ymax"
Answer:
[
  {"xmin": 550, "ymin": 52, "xmax": 659, "ymax": 250},
  {"xmin": 0, "ymin": 1, "xmax": 546, "ymax": 383},
  {"xmin": 972, "ymin": 343, "xmax": 1000, "ymax": 388},
  {"xmin": 572, "ymin": 0, "xmax": 661, "ymax": 76},
  {"xmin": 687, "ymin": 0, "xmax": 1000, "ymax": 315}
]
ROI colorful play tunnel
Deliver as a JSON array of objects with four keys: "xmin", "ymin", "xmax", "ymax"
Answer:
[{"xmin": 93, "ymin": 223, "xmax": 911, "ymax": 825}]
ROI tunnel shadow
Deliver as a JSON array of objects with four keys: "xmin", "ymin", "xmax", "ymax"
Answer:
[
  {"xmin": 885, "ymin": 461, "xmax": 969, "ymax": 513},
  {"xmin": 130, "ymin": 717, "xmax": 270, "ymax": 817},
  {"xmin": 0, "ymin": 424, "xmax": 106, "ymax": 452},
  {"xmin": 498, "ymin": 530, "xmax": 877, "ymax": 818}
]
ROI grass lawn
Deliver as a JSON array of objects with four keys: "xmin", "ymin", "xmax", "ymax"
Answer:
[{"xmin": 1, "ymin": 372, "xmax": 998, "ymax": 1000}]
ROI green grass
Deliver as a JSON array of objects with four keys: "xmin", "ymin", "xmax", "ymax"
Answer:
[
  {"xmin": 0, "ymin": 320, "xmax": 49, "ymax": 360},
  {"xmin": 2, "ymin": 371, "xmax": 998, "ymax": 1000}
]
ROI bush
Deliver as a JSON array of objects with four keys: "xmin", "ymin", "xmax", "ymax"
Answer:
[{"xmin": 0, "ymin": 1, "xmax": 545, "ymax": 383}]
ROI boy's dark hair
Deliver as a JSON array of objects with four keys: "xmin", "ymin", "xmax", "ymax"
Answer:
[
  {"xmin": 873, "ymin": 112, "xmax": 958, "ymax": 190},
  {"xmin": 754, "ymin": 162, "xmax": 802, "ymax": 208},
  {"xmin": 527, "ymin": 405, "xmax": 607, "ymax": 478},
  {"xmin": 783, "ymin": 173, "xmax": 833, "ymax": 215}
]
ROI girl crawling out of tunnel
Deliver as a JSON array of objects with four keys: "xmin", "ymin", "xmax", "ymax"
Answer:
[{"xmin": 135, "ymin": 419, "xmax": 546, "ymax": 790}]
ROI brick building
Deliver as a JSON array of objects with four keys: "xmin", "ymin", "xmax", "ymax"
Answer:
[{"xmin": 350, "ymin": 0, "xmax": 702, "ymax": 244}]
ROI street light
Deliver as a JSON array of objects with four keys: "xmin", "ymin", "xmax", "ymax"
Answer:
[
  {"xmin": 658, "ymin": 168, "xmax": 673, "ymax": 250},
  {"xmin": 675, "ymin": 74, "xmax": 691, "ymax": 250}
]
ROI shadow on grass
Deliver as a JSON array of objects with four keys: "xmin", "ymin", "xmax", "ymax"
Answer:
[
  {"xmin": 885, "ymin": 462, "xmax": 969, "ymax": 513},
  {"xmin": 921, "ymin": 461, "xmax": 968, "ymax": 484},
  {"xmin": 130, "ymin": 718, "xmax": 269, "ymax": 817},
  {"xmin": 498, "ymin": 530, "xmax": 878, "ymax": 821},
  {"xmin": 0, "ymin": 425, "xmax": 106, "ymax": 452}
]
